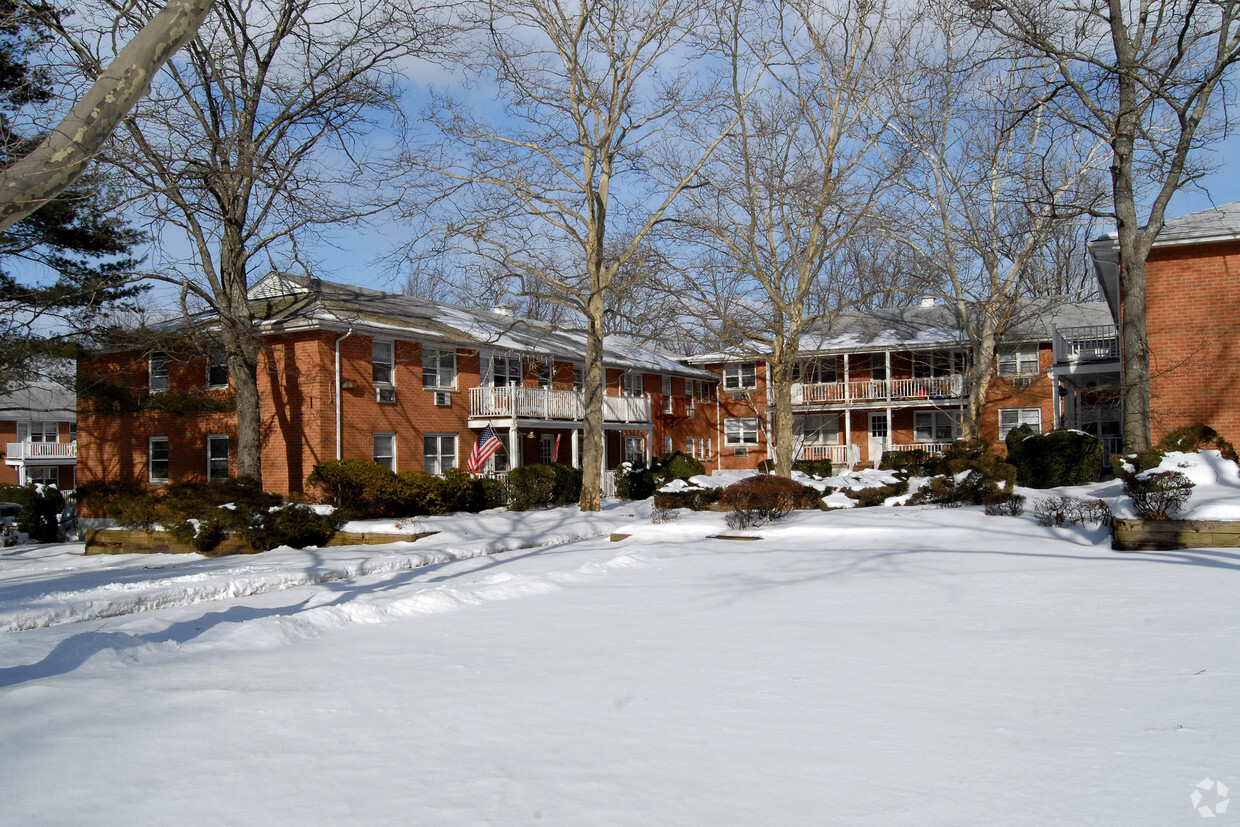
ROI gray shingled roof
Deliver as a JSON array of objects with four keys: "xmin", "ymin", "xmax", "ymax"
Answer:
[
  {"xmin": 249, "ymin": 273, "xmax": 715, "ymax": 379},
  {"xmin": 0, "ymin": 381, "xmax": 76, "ymax": 420},
  {"xmin": 1153, "ymin": 200, "xmax": 1240, "ymax": 244}
]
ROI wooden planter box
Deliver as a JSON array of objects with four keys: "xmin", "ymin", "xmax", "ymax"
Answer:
[
  {"xmin": 85, "ymin": 528, "xmax": 437, "ymax": 556},
  {"xmin": 1112, "ymin": 518, "xmax": 1240, "ymax": 551}
]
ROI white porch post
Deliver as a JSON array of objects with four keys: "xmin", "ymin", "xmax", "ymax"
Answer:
[
  {"xmin": 843, "ymin": 353, "xmax": 850, "ymax": 402},
  {"xmin": 885, "ymin": 351, "xmax": 892, "ymax": 401},
  {"xmin": 509, "ymin": 423, "xmax": 521, "ymax": 468},
  {"xmin": 645, "ymin": 426, "xmax": 653, "ymax": 465},
  {"xmin": 571, "ymin": 428, "xmax": 580, "ymax": 469},
  {"xmin": 843, "ymin": 409, "xmax": 852, "ymax": 469}
]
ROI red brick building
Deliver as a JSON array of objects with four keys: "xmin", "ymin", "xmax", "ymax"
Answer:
[
  {"xmin": 76, "ymin": 273, "xmax": 720, "ymax": 496},
  {"xmin": 1088, "ymin": 200, "xmax": 1240, "ymax": 445}
]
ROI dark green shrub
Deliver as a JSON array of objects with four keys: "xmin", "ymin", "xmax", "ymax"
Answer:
[
  {"xmin": 844, "ymin": 478, "xmax": 910, "ymax": 508},
  {"xmin": 1008, "ymin": 429, "xmax": 1103, "ymax": 488},
  {"xmin": 244, "ymin": 504, "xmax": 337, "ymax": 551},
  {"xmin": 507, "ymin": 464, "xmax": 557, "ymax": 511},
  {"xmin": 655, "ymin": 451, "xmax": 704, "ymax": 481},
  {"xmin": 306, "ymin": 459, "xmax": 400, "ymax": 516},
  {"xmin": 1158, "ymin": 424, "xmax": 1238, "ymax": 462},
  {"xmin": 1122, "ymin": 470, "xmax": 1194, "ymax": 520},
  {"xmin": 438, "ymin": 468, "xmax": 495, "ymax": 513},
  {"xmin": 1120, "ymin": 449, "xmax": 1166, "ymax": 475},
  {"xmin": 757, "ymin": 458, "xmax": 836, "ymax": 477},
  {"xmin": 653, "ymin": 486, "xmax": 721, "ymax": 511},
  {"xmin": 983, "ymin": 492, "xmax": 1026, "ymax": 517},
  {"xmin": 1003, "ymin": 423, "xmax": 1035, "ymax": 470},
  {"xmin": 9, "ymin": 484, "xmax": 65, "ymax": 542},
  {"xmin": 720, "ymin": 475, "xmax": 821, "ymax": 529},
  {"xmin": 880, "ymin": 449, "xmax": 933, "ymax": 476},
  {"xmin": 614, "ymin": 462, "xmax": 657, "ymax": 500},
  {"xmin": 394, "ymin": 471, "xmax": 447, "ymax": 516}
]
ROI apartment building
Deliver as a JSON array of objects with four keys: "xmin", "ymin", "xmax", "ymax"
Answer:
[{"xmin": 1, "ymin": 381, "xmax": 77, "ymax": 488}]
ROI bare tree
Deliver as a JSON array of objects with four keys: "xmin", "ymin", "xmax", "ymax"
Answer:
[
  {"xmin": 0, "ymin": 0, "xmax": 213, "ymax": 231},
  {"xmin": 421, "ymin": 0, "xmax": 754, "ymax": 510},
  {"xmin": 668, "ymin": 0, "xmax": 911, "ymax": 478},
  {"xmin": 969, "ymin": 0, "xmax": 1240, "ymax": 451},
  {"xmin": 65, "ymin": 0, "xmax": 454, "ymax": 484},
  {"xmin": 887, "ymin": 15, "xmax": 1107, "ymax": 438}
]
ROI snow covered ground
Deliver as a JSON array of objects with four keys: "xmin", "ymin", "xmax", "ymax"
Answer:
[{"xmin": 2, "ymin": 496, "xmax": 1238, "ymax": 824}]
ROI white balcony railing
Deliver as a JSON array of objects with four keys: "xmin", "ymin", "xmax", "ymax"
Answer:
[
  {"xmin": 5, "ymin": 441, "xmax": 78, "ymax": 462},
  {"xmin": 888, "ymin": 442, "xmax": 951, "ymax": 456},
  {"xmin": 795, "ymin": 444, "xmax": 859, "ymax": 466},
  {"xmin": 1053, "ymin": 325, "xmax": 1119, "ymax": 364},
  {"xmin": 469, "ymin": 386, "xmax": 652, "ymax": 424},
  {"xmin": 792, "ymin": 374, "xmax": 967, "ymax": 406}
]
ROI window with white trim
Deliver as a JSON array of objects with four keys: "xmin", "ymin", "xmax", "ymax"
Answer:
[
  {"xmin": 491, "ymin": 354, "xmax": 521, "ymax": 387},
  {"xmin": 17, "ymin": 422, "xmax": 58, "ymax": 442},
  {"xmin": 422, "ymin": 348, "xmax": 456, "ymax": 389},
  {"xmin": 796, "ymin": 414, "xmax": 840, "ymax": 444},
  {"xmin": 913, "ymin": 411, "xmax": 961, "ymax": 442},
  {"xmin": 373, "ymin": 433, "xmax": 395, "ymax": 470},
  {"xmin": 998, "ymin": 407, "xmax": 1042, "ymax": 440},
  {"xmin": 149, "ymin": 437, "xmax": 170, "ymax": 483},
  {"xmin": 149, "ymin": 351, "xmax": 169, "ymax": 392},
  {"xmin": 540, "ymin": 434, "xmax": 555, "ymax": 465},
  {"xmin": 27, "ymin": 466, "xmax": 58, "ymax": 486},
  {"xmin": 912, "ymin": 350, "xmax": 965, "ymax": 378},
  {"xmin": 792, "ymin": 357, "xmax": 837, "ymax": 384},
  {"xmin": 207, "ymin": 350, "xmax": 229, "ymax": 389},
  {"xmin": 372, "ymin": 340, "xmax": 394, "ymax": 385},
  {"xmin": 621, "ymin": 371, "xmax": 644, "ymax": 398},
  {"xmin": 624, "ymin": 435, "xmax": 645, "ymax": 464},
  {"xmin": 490, "ymin": 434, "xmax": 511, "ymax": 473},
  {"xmin": 423, "ymin": 434, "xmax": 456, "ymax": 475},
  {"xmin": 724, "ymin": 417, "xmax": 760, "ymax": 446},
  {"xmin": 869, "ymin": 353, "xmax": 888, "ymax": 381},
  {"xmin": 207, "ymin": 435, "xmax": 230, "ymax": 480},
  {"xmin": 723, "ymin": 362, "xmax": 757, "ymax": 390},
  {"xmin": 998, "ymin": 344, "xmax": 1040, "ymax": 376},
  {"xmin": 572, "ymin": 364, "xmax": 584, "ymax": 392},
  {"xmin": 662, "ymin": 375, "xmax": 673, "ymax": 413}
]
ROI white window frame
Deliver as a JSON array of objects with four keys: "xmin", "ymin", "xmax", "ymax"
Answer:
[
  {"xmin": 796, "ymin": 413, "xmax": 840, "ymax": 445},
  {"xmin": 913, "ymin": 350, "xmax": 965, "ymax": 379},
  {"xmin": 149, "ymin": 350, "xmax": 169, "ymax": 392},
  {"xmin": 999, "ymin": 407, "xmax": 1042, "ymax": 440},
  {"xmin": 207, "ymin": 435, "xmax": 230, "ymax": 481},
  {"xmin": 621, "ymin": 371, "xmax": 645, "ymax": 398},
  {"xmin": 423, "ymin": 434, "xmax": 457, "ymax": 475},
  {"xmin": 149, "ymin": 436, "xmax": 170, "ymax": 484},
  {"xmin": 17, "ymin": 421, "xmax": 58, "ymax": 443},
  {"xmin": 624, "ymin": 435, "xmax": 646, "ymax": 465},
  {"xmin": 998, "ymin": 343, "xmax": 1040, "ymax": 377},
  {"xmin": 662, "ymin": 375, "xmax": 673, "ymax": 414},
  {"xmin": 540, "ymin": 434, "xmax": 555, "ymax": 464},
  {"xmin": 723, "ymin": 362, "xmax": 757, "ymax": 390},
  {"xmin": 372, "ymin": 340, "xmax": 394, "ymax": 386},
  {"xmin": 792, "ymin": 357, "xmax": 837, "ymax": 384},
  {"xmin": 914, "ymin": 411, "xmax": 962, "ymax": 442},
  {"xmin": 373, "ymin": 433, "xmax": 395, "ymax": 470},
  {"xmin": 724, "ymin": 417, "xmax": 760, "ymax": 446},
  {"xmin": 490, "ymin": 433, "xmax": 511, "ymax": 473},
  {"xmin": 26, "ymin": 466, "xmax": 59, "ymax": 486},
  {"xmin": 422, "ymin": 348, "xmax": 457, "ymax": 390},
  {"xmin": 207, "ymin": 350, "xmax": 229, "ymax": 389},
  {"xmin": 491, "ymin": 354, "xmax": 522, "ymax": 387},
  {"xmin": 870, "ymin": 353, "xmax": 888, "ymax": 381}
]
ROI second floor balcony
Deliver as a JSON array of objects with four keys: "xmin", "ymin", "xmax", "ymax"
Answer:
[
  {"xmin": 5, "ymin": 441, "xmax": 78, "ymax": 465},
  {"xmin": 1053, "ymin": 325, "xmax": 1119, "ymax": 365},
  {"xmin": 790, "ymin": 374, "xmax": 968, "ymax": 407},
  {"xmin": 469, "ymin": 385, "xmax": 652, "ymax": 424}
]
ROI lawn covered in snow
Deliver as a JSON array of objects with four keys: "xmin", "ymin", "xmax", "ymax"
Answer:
[{"xmin": 1, "ymin": 493, "xmax": 1238, "ymax": 824}]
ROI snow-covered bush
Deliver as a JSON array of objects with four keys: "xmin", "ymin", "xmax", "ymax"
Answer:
[
  {"xmin": 1157, "ymin": 424, "xmax": 1238, "ymax": 462},
  {"xmin": 721, "ymin": 475, "xmax": 820, "ymax": 529},
  {"xmin": 879, "ymin": 448, "xmax": 933, "ymax": 477},
  {"xmin": 757, "ymin": 458, "xmax": 835, "ymax": 478},
  {"xmin": 616, "ymin": 451, "xmax": 705, "ymax": 501},
  {"xmin": 653, "ymin": 485, "xmax": 720, "ymax": 511},
  {"xmin": 1121, "ymin": 471, "xmax": 1194, "ymax": 521}
]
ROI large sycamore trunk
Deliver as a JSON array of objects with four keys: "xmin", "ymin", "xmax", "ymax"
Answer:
[
  {"xmin": 577, "ymin": 295, "xmax": 606, "ymax": 512},
  {"xmin": 771, "ymin": 358, "xmax": 795, "ymax": 478}
]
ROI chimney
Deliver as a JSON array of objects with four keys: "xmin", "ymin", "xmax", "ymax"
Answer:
[
  {"xmin": 492, "ymin": 305, "xmax": 513, "ymax": 317},
  {"xmin": 920, "ymin": 296, "xmax": 936, "ymax": 308}
]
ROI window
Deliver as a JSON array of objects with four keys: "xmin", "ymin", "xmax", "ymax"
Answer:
[
  {"xmin": 150, "ymin": 350, "xmax": 169, "ymax": 392},
  {"xmin": 870, "ymin": 354, "xmax": 888, "ymax": 381},
  {"xmin": 68, "ymin": 422, "xmax": 76, "ymax": 443},
  {"xmin": 723, "ymin": 362, "xmax": 757, "ymax": 390},
  {"xmin": 686, "ymin": 436, "xmax": 712, "ymax": 461},
  {"xmin": 17, "ymin": 422, "xmax": 58, "ymax": 442},
  {"xmin": 207, "ymin": 350, "xmax": 229, "ymax": 388},
  {"xmin": 998, "ymin": 344, "xmax": 1040, "ymax": 376},
  {"xmin": 26, "ymin": 466, "xmax": 58, "ymax": 486},
  {"xmin": 913, "ymin": 411, "xmax": 961, "ymax": 442},
  {"xmin": 621, "ymin": 371, "xmax": 644, "ymax": 398},
  {"xmin": 792, "ymin": 357, "xmax": 837, "ymax": 384},
  {"xmin": 686, "ymin": 436, "xmax": 696, "ymax": 457},
  {"xmin": 999, "ymin": 407, "xmax": 1042, "ymax": 440},
  {"xmin": 572, "ymin": 364, "xmax": 584, "ymax": 392},
  {"xmin": 663, "ymin": 435, "xmax": 673, "ymax": 454},
  {"xmin": 624, "ymin": 435, "xmax": 645, "ymax": 464},
  {"xmin": 423, "ymin": 434, "xmax": 457, "ymax": 475},
  {"xmin": 724, "ymin": 417, "xmax": 759, "ymax": 446},
  {"xmin": 491, "ymin": 434, "xmax": 511, "ymax": 473},
  {"xmin": 149, "ymin": 437, "xmax": 170, "ymax": 483},
  {"xmin": 540, "ymin": 434, "xmax": 556, "ymax": 465},
  {"xmin": 373, "ymin": 433, "xmax": 395, "ymax": 471},
  {"xmin": 796, "ymin": 414, "xmax": 840, "ymax": 444},
  {"xmin": 534, "ymin": 359, "xmax": 553, "ymax": 390},
  {"xmin": 372, "ymin": 341, "xmax": 394, "ymax": 385},
  {"xmin": 491, "ymin": 354, "xmax": 522, "ymax": 387},
  {"xmin": 912, "ymin": 350, "xmax": 964, "ymax": 378},
  {"xmin": 662, "ymin": 375, "xmax": 673, "ymax": 414},
  {"xmin": 207, "ymin": 435, "xmax": 230, "ymax": 480},
  {"xmin": 423, "ymin": 348, "xmax": 456, "ymax": 389}
]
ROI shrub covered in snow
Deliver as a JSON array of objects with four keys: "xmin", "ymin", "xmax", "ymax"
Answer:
[
  {"xmin": 616, "ymin": 451, "xmax": 706, "ymax": 501},
  {"xmin": 653, "ymin": 485, "xmax": 721, "ymax": 512},
  {"xmin": 905, "ymin": 439, "xmax": 1016, "ymax": 508},
  {"xmin": 982, "ymin": 492, "xmax": 1026, "ymax": 517},
  {"xmin": 720, "ymin": 475, "xmax": 820, "ymax": 529},
  {"xmin": 1006, "ymin": 427, "xmax": 1103, "ymax": 488},
  {"xmin": 1120, "ymin": 470, "xmax": 1194, "ymax": 521},
  {"xmin": 1157, "ymin": 424, "xmax": 1238, "ymax": 462}
]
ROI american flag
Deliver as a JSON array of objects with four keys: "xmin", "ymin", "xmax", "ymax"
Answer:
[{"xmin": 467, "ymin": 425, "xmax": 503, "ymax": 474}]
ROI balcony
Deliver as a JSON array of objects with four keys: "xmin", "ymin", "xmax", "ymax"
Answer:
[
  {"xmin": 791, "ymin": 374, "xmax": 967, "ymax": 407},
  {"xmin": 796, "ymin": 444, "xmax": 860, "ymax": 466},
  {"xmin": 469, "ymin": 386, "xmax": 652, "ymax": 424},
  {"xmin": 5, "ymin": 441, "xmax": 78, "ymax": 465},
  {"xmin": 1053, "ymin": 325, "xmax": 1119, "ymax": 364}
]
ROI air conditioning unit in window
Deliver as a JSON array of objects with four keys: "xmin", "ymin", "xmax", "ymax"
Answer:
[
  {"xmin": 1013, "ymin": 377, "xmax": 1032, "ymax": 388},
  {"xmin": 686, "ymin": 407, "xmax": 695, "ymax": 420},
  {"xmin": 733, "ymin": 446, "xmax": 749, "ymax": 457},
  {"xmin": 376, "ymin": 387, "xmax": 397, "ymax": 404},
  {"xmin": 433, "ymin": 391, "xmax": 451, "ymax": 407},
  {"xmin": 730, "ymin": 391, "xmax": 746, "ymax": 401}
]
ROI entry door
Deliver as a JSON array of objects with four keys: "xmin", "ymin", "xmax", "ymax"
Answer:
[{"xmin": 868, "ymin": 413, "xmax": 889, "ymax": 466}]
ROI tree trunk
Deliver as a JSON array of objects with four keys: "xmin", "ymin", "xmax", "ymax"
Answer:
[
  {"xmin": 219, "ymin": 228, "xmax": 262, "ymax": 485},
  {"xmin": 0, "ymin": 0, "xmax": 215, "ymax": 231},
  {"xmin": 962, "ymin": 317, "xmax": 997, "ymax": 441},
  {"xmin": 771, "ymin": 357, "xmax": 795, "ymax": 478},
  {"xmin": 578, "ymin": 293, "xmax": 606, "ymax": 511}
]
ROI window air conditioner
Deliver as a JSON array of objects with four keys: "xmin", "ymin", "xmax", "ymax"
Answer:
[
  {"xmin": 1013, "ymin": 377, "xmax": 1032, "ymax": 388},
  {"xmin": 733, "ymin": 446, "xmax": 749, "ymax": 457},
  {"xmin": 376, "ymin": 386, "xmax": 397, "ymax": 404},
  {"xmin": 433, "ymin": 391, "xmax": 451, "ymax": 407},
  {"xmin": 730, "ymin": 391, "xmax": 746, "ymax": 401}
]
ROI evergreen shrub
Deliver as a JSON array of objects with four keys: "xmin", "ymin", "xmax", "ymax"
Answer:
[
  {"xmin": 652, "ymin": 486, "xmax": 721, "ymax": 511},
  {"xmin": 1158, "ymin": 424, "xmax": 1238, "ymax": 462},
  {"xmin": 1007, "ymin": 428, "xmax": 1103, "ymax": 488},
  {"xmin": 0, "ymin": 484, "xmax": 66, "ymax": 542},
  {"xmin": 720, "ymin": 475, "xmax": 820, "ymax": 529},
  {"xmin": 757, "ymin": 459, "xmax": 835, "ymax": 478}
]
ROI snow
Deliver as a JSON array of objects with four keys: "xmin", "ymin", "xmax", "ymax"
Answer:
[
  {"xmin": 1112, "ymin": 450, "xmax": 1240, "ymax": 520},
  {"xmin": 2, "ymin": 494, "xmax": 1239, "ymax": 824}
]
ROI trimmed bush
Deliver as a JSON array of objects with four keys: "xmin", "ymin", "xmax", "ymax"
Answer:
[
  {"xmin": 614, "ymin": 462, "xmax": 656, "ymax": 500},
  {"xmin": 983, "ymin": 492, "xmax": 1026, "ymax": 517},
  {"xmin": 507, "ymin": 463, "xmax": 581, "ymax": 511},
  {"xmin": 394, "ymin": 471, "xmax": 448, "ymax": 516},
  {"xmin": 1122, "ymin": 470, "xmax": 1194, "ymax": 520},
  {"xmin": 615, "ymin": 451, "xmax": 706, "ymax": 501},
  {"xmin": 757, "ymin": 459, "xmax": 835, "ymax": 478},
  {"xmin": 1158, "ymin": 424, "xmax": 1238, "ymax": 462},
  {"xmin": 720, "ymin": 475, "xmax": 820, "ymax": 529},
  {"xmin": 244, "ymin": 504, "xmax": 337, "ymax": 551},
  {"xmin": 843, "ymin": 478, "xmax": 910, "ymax": 508},
  {"xmin": 1008, "ymin": 429, "xmax": 1103, "ymax": 488},
  {"xmin": 306, "ymin": 459, "xmax": 400, "ymax": 517},
  {"xmin": 653, "ymin": 486, "xmax": 721, "ymax": 511},
  {"xmin": 879, "ymin": 449, "xmax": 933, "ymax": 477}
]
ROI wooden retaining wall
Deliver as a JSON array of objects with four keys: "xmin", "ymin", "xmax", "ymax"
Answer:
[
  {"xmin": 84, "ymin": 528, "xmax": 438, "ymax": 556},
  {"xmin": 1112, "ymin": 518, "xmax": 1240, "ymax": 551}
]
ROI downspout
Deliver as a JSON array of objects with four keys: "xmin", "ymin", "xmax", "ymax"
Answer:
[{"xmin": 334, "ymin": 328, "xmax": 354, "ymax": 460}]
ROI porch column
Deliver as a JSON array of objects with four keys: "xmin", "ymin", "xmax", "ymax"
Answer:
[
  {"xmin": 885, "ymin": 351, "xmax": 892, "ymax": 401},
  {"xmin": 886, "ymin": 406, "xmax": 893, "ymax": 450},
  {"xmin": 645, "ymin": 425, "xmax": 653, "ymax": 465},
  {"xmin": 572, "ymin": 428, "xmax": 580, "ymax": 469},
  {"xmin": 843, "ymin": 353, "xmax": 850, "ymax": 402},
  {"xmin": 843, "ymin": 408, "xmax": 852, "ymax": 469},
  {"xmin": 509, "ymin": 423, "xmax": 521, "ymax": 468}
]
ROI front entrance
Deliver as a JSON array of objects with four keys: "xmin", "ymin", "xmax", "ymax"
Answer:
[{"xmin": 868, "ymin": 413, "xmax": 889, "ymax": 467}]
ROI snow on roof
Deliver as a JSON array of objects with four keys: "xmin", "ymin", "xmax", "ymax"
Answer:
[
  {"xmin": 0, "ymin": 381, "xmax": 76, "ymax": 420},
  {"xmin": 247, "ymin": 273, "xmax": 714, "ymax": 379},
  {"xmin": 1090, "ymin": 199, "xmax": 1240, "ymax": 249}
]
